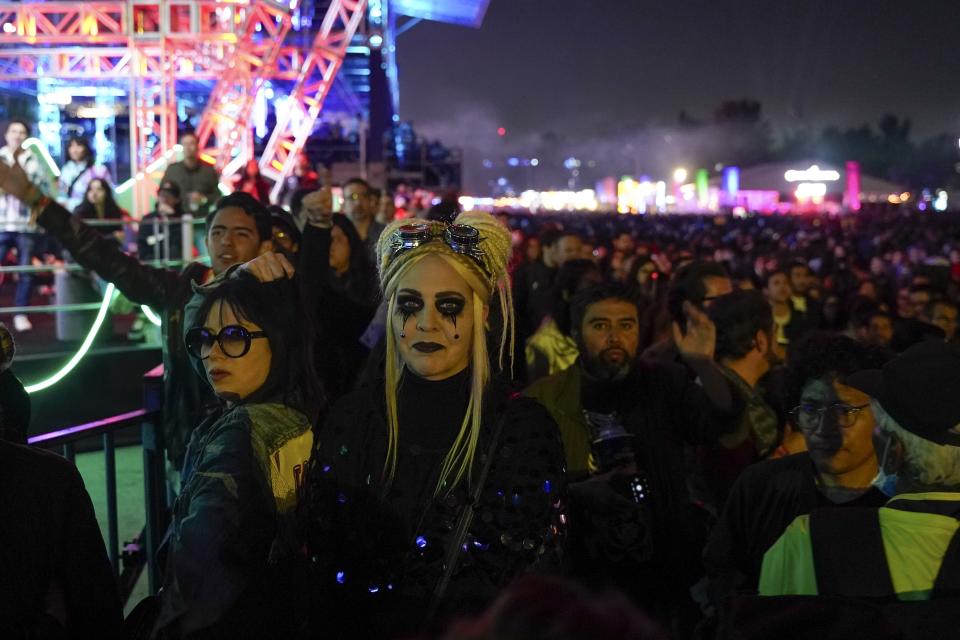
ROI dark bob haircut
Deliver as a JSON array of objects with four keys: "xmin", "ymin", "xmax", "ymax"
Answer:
[{"xmin": 191, "ymin": 273, "xmax": 323, "ymax": 420}]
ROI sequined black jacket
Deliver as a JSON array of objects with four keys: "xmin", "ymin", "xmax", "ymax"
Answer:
[{"xmin": 300, "ymin": 376, "xmax": 566, "ymax": 639}]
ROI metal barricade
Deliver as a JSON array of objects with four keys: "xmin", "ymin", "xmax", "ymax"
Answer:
[
  {"xmin": 27, "ymin": 365, "xmax": 167, "ymax": 602},
  {"xmin": 0, "ymin": 216, "xmax": 205, "ymax": 322}
]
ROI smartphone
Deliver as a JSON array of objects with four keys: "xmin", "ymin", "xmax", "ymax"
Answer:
[{"xmin": 332, "ymin": 187, "xmax": 342, "ymax": 213}]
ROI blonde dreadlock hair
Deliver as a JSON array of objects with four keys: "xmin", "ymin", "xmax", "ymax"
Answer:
[{"xmin": 377, "ymin": 211, "xmax": 515, "ymax": 494}]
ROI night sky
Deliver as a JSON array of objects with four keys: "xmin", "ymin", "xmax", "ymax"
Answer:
[{"xmin": 398, "ymin": 0, "xmax": 960, "ymax": 191}]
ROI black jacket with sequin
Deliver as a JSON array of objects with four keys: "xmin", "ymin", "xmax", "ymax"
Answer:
[{"xmin": 300, "ymin": 374, "xmax": 566, "ymax": 638}]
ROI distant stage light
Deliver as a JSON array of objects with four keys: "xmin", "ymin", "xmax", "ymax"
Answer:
[
  {"xmin": 673, "ymin": 168, "xmax": 688, "ymax": 183},
  {"xmin": 369, "ymin": 33, "xmax": 383, "ymax": 47}
]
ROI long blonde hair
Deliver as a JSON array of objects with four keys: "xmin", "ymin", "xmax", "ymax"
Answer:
[{"xmin": 377, "ymin": 212, "xmax": 514, "ymax": 494}]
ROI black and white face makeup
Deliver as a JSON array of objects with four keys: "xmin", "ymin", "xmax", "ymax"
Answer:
[{"xmin": 392, "ymin": 254, "xmax": 477, "ymax": 381}]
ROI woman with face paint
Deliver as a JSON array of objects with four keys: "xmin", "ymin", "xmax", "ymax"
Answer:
[{"xmin": 301, "ymin": 211, "xmax": 566, "ymax": 638}]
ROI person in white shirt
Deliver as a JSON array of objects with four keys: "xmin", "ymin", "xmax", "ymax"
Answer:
[
  {"xmin": 0, "ymin": 120, "xmax": 49, "ymax": 332},
  {"xmin": 58, "ymin": 136, "xmax": 111, "ymax": 213}
]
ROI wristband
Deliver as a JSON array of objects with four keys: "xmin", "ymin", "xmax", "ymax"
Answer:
[
  {"xmin": 28, "ymin": 195, "xmax": 51, "ymax": 226},
  {"xmin": 23, "ymin": 186, "xmax": 43, "ymax": 208}
]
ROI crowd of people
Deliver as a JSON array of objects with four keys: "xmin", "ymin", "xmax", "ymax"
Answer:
[
  {"xmin": 0, "ymin": 121, "xmax": 959, "ymax": 640},
  {"xmin": 0, "ymin": 124, "xmax": 431, "ymax": 338}
]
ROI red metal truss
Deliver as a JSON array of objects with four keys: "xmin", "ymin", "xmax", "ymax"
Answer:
[
  {"xmin": 260, "ymin": 0, "xmax": 368, "ymax": 200},
  {"xmin": 0, "ymin": 3, "xmax": 127, "ymax": 44},
  {"xmin": 0, "ymin": 0, "xmax": 365, "ymax": 211},
  {"xmin": 195, "ymin": 0, "xmax": 299, "ymax": 170},
  {"xmin": 0, "ymin": 2, "xmax": 251, "ymax": 45},
  {"xmin": 0, "ymin": 43, "xmax": 301, "ymax": 81}
]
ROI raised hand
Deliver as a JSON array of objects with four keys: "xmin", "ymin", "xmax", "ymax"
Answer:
[
  {"xmin": 240, "ymin": 251, "xmax": 296, "ymax": 282},
  {"xmin": 672, "ymin": 301, "xmax": 716, "ymax": 359},
  {"xmin": 0, "ymin": 149, "xmax": 36, "ymax": 202},
  {"xmin": 301, "ymin": 187, "xmax": 334, "ymax": 229}
]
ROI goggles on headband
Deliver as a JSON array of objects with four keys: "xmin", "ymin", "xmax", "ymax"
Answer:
[{"xmin": 387, "ymin": 223, "xmax": 491, "ymax": 279}]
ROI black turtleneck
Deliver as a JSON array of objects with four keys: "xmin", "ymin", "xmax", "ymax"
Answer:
[{"xmin": 392, "ymin": 367, "xmax": 472, "ymax": 521}]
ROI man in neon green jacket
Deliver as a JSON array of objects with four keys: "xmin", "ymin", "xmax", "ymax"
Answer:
[{"xmin": 759, "ymin": 341, "xmax": 960, "ymax": 600}]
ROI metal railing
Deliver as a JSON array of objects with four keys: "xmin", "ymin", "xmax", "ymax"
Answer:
[
  {"xmin": 0, "ymin": 216, "xmax": 206, "ymax": 318},
  {"xmin": 27, "ymin": 365, "xmax": 168, "ymax": 600}
]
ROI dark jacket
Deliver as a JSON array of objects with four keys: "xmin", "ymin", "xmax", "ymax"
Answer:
[
  {"xmin": 299, "ymin": 223, "xmax": 376, "ymax": 401},
  {"xmin": 703, "ymin": 452, "xmax": 888, "ymax": 599},
  {"xmin": 524, "ymin": 359, "xmax": 743, "ymax": 615},
  {"xmin": 38, "ymin": 200, "xmax": 213, "ymax": 468},
  {"xmin": 155, "ymin": 402, "xmax": 313, "ymax": 637},
  {"xmin": 514, "ymin": 259, "xmax": 556, "ymax": 340},
  {"xmin": 524, "ymin": 359, "xmax": 742, "ymax": 484},
  {"xmin": 0, "ymin": 440, "xmax": 123, "ymax": 637},
  {"xmin": 778, "ymin": 301, "xmax": 820, "ymax": 346},
  {"xmin": 161, "ymin": 161, "xmax": 221, "ymax": 217},
  {"xmin": 689, "ymin": 366, "xmax": 780, "ymax": 512},
  {"xmin": 301, "ymin": 376, "xmax": 566, "ymax": 638},
  {"xmin": 137, "ymin": 210, "xmax": 185, "ymax": 264}
]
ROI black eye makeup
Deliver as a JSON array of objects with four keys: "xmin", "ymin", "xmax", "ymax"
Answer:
[
  {"xmin": 437, "ymin": 294, "xmax": 466, "ymax": 331},
  {"xmin": 395, "ymin": 293, "xmax": 424, "ymax": 327},
  {"xmin": 436, "ymin": 295, "xmax": 465, "ymax": 317},
  {"xmin": 395, "ymin": 289, "xmax": 467, "ymax": 336}
]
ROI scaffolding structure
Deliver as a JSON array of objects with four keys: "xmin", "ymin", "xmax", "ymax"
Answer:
[
  {"xmin": 0, "ymin": 0, "xmax": 367, "ymax": 213},
  {"xmin": 260, "ymin": 0, "xmax": 366, "ymax": 200},
  {"xmin": 0, "ymin": 0, "xmax": 487, "ymax": 212}
]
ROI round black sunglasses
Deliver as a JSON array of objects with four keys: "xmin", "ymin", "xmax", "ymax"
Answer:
[{"xmin": 185, "ymin": 325, "xmax": 268, "ymax": 360}]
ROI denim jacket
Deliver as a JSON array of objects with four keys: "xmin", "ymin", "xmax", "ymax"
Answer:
[{"xmin": 155, "ymin": 402, "xmax": 313, "ymax": 636}]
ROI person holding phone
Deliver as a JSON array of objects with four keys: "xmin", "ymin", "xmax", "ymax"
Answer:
[{"xmin": 525, "ymin": 281, "xmax": 744, "ymax": 632}]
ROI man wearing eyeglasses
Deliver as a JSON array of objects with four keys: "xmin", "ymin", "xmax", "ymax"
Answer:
[
  {"xmin": 704, "ymin": 333, "xmax": 888, "ymax": 619},
  {"xmin": 758, "ymin": 340, "xmax": 960, "ymax": 608},
  {"xmin": 342, "ymin": 177, "xmax": 384, "ymax": 257}
]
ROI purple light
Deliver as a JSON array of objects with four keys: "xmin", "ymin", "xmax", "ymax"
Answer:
[
  {"xmin": 27, "ymin": 409, "xmax": 149, "ymax": 446},
  {"xmin": 723, "ymin": 167, "xmax": 740, "ymax": 196}
]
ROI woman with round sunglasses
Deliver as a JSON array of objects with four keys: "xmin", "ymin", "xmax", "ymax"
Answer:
[
  {"xmin": 301, "ymin": 211, "xmax": 566, "ymax": 638},
  {"xmin": 150, "ymin": 273, "xmax": 320, "ymax": 637}
]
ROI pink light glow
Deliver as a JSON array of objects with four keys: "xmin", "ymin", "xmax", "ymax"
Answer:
[{"xmin": 846, "ymin": 161, "xmax": 861, "ymax": 212}]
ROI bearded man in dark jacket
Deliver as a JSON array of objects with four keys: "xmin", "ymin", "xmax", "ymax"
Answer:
[{"xmin": 525, "ymin": 283, "xmax": 745, "ymax": 630}]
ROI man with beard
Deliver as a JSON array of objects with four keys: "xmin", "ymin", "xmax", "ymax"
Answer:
[{"xmin": 524, "ymin": 282, "xmax": 744, "ymax": 630}]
